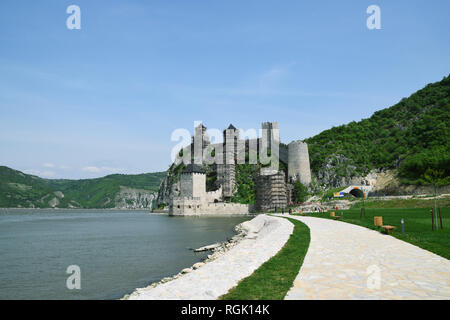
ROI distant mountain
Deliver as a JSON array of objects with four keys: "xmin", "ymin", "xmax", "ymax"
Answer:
[
  {"xmin": 306, "ymin": 74, "xmax": 450, "ymax": 188},
  {"xmin": 0, "ymin": 166, "xmax": 166, "ymax": 209}
]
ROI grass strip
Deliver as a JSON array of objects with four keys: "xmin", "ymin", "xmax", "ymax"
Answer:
[{"xmin": 220, "ymin": 217, "xmax": 310, "ymax": 300}]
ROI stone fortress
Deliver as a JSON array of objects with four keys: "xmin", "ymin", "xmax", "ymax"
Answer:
[{"xmin": 160, "ymin": 121, "xmax": 311, "ymax": 216}]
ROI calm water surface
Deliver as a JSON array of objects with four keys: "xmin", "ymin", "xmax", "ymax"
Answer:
[{"xmin": 0, "ymin": 209, "xmax": 252, "ymax": 299}]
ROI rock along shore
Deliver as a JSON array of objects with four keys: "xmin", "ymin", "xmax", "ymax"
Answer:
[{"xmin": 123, "ymin": 214, "xmax": 293, "ymax": 300}]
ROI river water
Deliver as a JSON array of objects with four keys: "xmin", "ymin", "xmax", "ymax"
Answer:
[{"xmin": 0, "ymin": 209, "xmax": 251, "ymax": 299}]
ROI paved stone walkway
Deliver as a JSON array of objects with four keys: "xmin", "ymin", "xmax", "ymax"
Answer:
[
  {"xmin": 283, "ymin": 215, "xmax": 450, "ymax": 300},
  {"xmin": 127, "ymin": 215, "xmax": 293, "ymax": 300}
]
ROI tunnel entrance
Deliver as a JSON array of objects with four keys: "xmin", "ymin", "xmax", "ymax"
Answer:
[{"xmin": 349, "ymin": 188, "xmax": 364, "ymax": 198}]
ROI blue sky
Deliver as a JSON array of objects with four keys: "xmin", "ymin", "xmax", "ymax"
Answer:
[{"xmin": 0, "ymin": 0, "xmax": 449, "ymax": 179}]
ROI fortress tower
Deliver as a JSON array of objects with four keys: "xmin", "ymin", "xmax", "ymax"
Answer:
[
  {"xmin": 288, "ymin": 140, "xmax": 311, "ymax": 186},
  {"xmin": 170, "ymin": 162, "xmax": 250, "ymax": 216},
  {"xmin": 192, "ymin": 123, "xmax": 210, "ymax": 164},
  {"xmin": 261, "ymin": 122, "xmax": 280, "ymax": 151},
  {"xmin": 180, "ymin": 164, "xmax": 206, "ymax": 198},
  {"xmin": 217, "ymin": 124, "xmax": 238, "ymax": 199},
  {"xmin": 255, "ymin": 168, "xmax": 287, "ymax": 211}
]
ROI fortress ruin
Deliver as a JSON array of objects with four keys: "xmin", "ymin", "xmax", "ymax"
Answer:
[{"xmin": 163, "ymin": 122, "xmax": 311, "ymax": 216}]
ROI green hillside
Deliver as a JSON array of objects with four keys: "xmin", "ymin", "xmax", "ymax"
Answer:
[
  {"xmin": 306, "ymin": 74, "xmax": 450, "ymax": 187},
  {"xmin": 0, "ymin": 167, "xmax": 56, "ymax": 208},
  {"xmin": 157, "ymin": 75, "xmax": 450, "ymax": 206},
  {"xmin": 229, "ymin": 75, "xmax": 450, "ymax": 199},
  {"xmin": 0, "ymin": 166, "xmax": 166, "ymax": 208}
]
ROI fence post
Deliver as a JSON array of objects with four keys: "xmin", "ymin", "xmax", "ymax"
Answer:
[{"xmin": 431, "ymin": 208, "xmax": 434, "ymax": 231}]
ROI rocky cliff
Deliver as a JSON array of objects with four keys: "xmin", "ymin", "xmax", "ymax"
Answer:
[
  {"xmin": 0, "ymin": 166, "xmax": 165, "ymax": 209},
  {"xmin": 114, "ymin": 186, "xmax": 157, "ymax": 209}
]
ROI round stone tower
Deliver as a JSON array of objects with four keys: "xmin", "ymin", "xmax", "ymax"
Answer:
[{"xmin": 288, "ymin": 140, "xmax": 311, "ymax": 186}]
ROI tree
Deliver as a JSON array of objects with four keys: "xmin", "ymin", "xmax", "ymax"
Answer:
[
  {"xmin": 424, "ymin": 168, "xmax": 445, "ymax": 227},
  {"xmin": 424, "ymin": 168, "xmax": 446, "ymax": 187},
  {"xmin": 294, "ymin": 182, "xmax": 308, "ymax": 203}
]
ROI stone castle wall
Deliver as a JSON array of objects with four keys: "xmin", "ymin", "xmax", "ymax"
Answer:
[
  {"xmin": 169, "ymin": 197, "xmax": 251, "ymax": 216},
  {"xmin": 217, "ymin": 164, "xmax": 236, "ymax": 198},
  {"xmin": 180, "ymin": 172, "xmax": 206, "ymax": 198},
  {"xmin": 279, "ymin": 143, "xmax": 288, "ymax": 164},
  {"xmin": 205, "ymin": 186, "xmax": 223, "ymax": 203},
  {"xmin": 288, "ymin": 140, "xmax": 311, "ymax": 185}
]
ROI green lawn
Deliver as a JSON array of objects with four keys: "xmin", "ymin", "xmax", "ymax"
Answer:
[
  {"xmin": 295, "ymin": 207, "xmax": 450, "ymax": 259},
  {"xmin": 220, "ymin": 217, "xmax": 310, "ymax": 300},
  {"xmin": 351, "ymin": 196, "xmax": 450, "ymax": 209}
]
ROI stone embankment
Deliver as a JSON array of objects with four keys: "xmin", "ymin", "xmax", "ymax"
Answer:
[
  {"xmin": 293, "ymin": 200, "xmax": 352, "ymax": 213},
  {"xmin": 124, "ymin": 214, "xmax": 293, "ymax": 300}
]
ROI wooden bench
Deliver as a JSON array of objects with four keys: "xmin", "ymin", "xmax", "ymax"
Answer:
[{"xmin": 381, "ymin": 225, "xmax": 396, "ymax": 234}]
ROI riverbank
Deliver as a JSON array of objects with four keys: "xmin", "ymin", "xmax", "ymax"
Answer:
[
  {"xmin": 0, "ymin": 207, "xmax": 153, "ymax": 211},
  {"xmin": 0, "ymin": 209, "xmax": 247, "ymax": 299},
  {"xmin": 124, "ymin": 214, "xmax": 293, "ymax": 300}
]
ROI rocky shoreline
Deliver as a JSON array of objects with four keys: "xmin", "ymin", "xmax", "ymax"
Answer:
[
  {"xmin": 123, "ymin": 214, "xmax": 294, "ymax": 300},
  {"xmin": 121, "ymin": 217, "xmax": 251, "ymax": 300}
]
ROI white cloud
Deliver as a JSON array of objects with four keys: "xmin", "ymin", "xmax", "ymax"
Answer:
[
  {"xmin": 43, "ymin": 163, "xmax": 70, "ymax": 169},
  {"xmin": 43, "ymin": 162, "xmax": 55, "ymax": 168},
  {"xmin": 259, "ymin": 66, "xmax": 286, "ymax": 83},
  {"xmin": 82, "ymin": 166, "xmax": 101, "ymax": 173},
  {"xmin": 258, "ymin": 63, "xmax": 296, "ymax": 89}
]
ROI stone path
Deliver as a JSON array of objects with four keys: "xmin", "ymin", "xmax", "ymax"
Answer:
[
  {"xmin": 127, "ymin": 214, "xmax": 293, "ymax": 300},
  {"xmin": 283, "ymin": 215, "xmax": 450, "ymax": 300}
]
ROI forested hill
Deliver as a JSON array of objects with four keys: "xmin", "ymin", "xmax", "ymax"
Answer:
[
  {"xmin": 306, "ymin": 74, "xmax": 450, "ymax": 187},
  {"xmin": 0, "ymin": 166, "xmax": 166, "ymax": 208}
]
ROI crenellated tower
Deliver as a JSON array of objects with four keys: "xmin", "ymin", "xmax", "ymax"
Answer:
[{"xmin": 216, "ymin": 124, "xmax": 239, "ymax": 199}]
